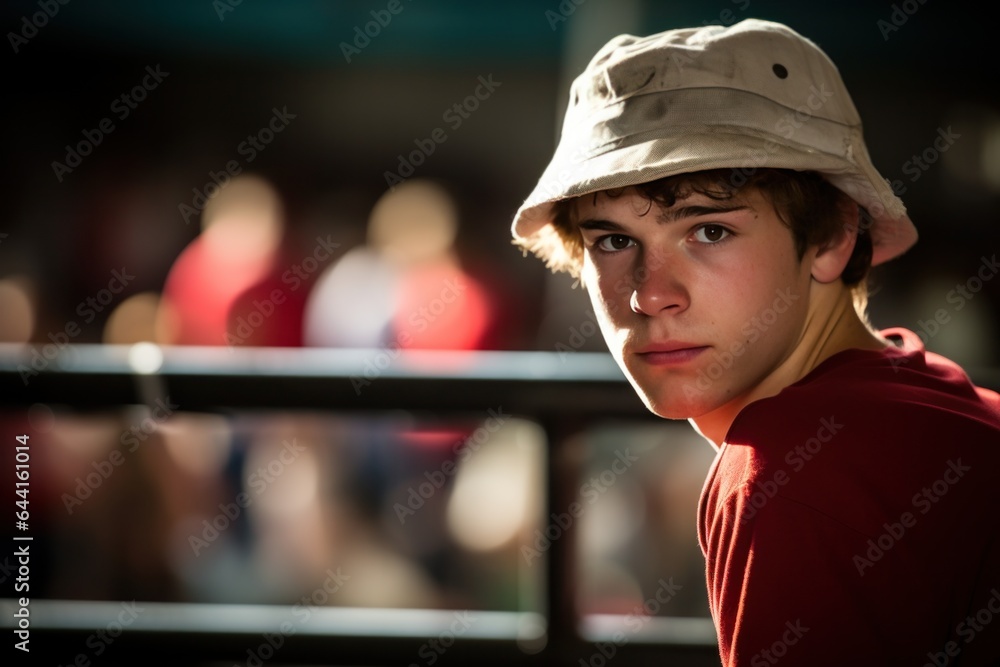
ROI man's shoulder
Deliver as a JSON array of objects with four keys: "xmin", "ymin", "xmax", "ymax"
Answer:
[{"xmin": 727, "ymin": 328, "xmax": 1000, "ymax": 454}]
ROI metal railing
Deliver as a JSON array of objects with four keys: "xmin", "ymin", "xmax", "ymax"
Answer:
[{"xmin": 12, "ymin": 343, "xmax": 995, "ymax": 665}]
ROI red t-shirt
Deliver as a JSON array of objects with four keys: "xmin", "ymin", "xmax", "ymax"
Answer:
[{"xmin": 699, "ymin": 328, "xmax": 1000, "ymax": 666}]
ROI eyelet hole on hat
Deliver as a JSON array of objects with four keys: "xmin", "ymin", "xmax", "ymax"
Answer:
[{"xmin": 772, "ymin": 63, "xmax": 788, "ymax": 79}]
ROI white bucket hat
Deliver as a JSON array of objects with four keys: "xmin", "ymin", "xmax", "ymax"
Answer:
[{"xmin": 511, "ymin": 19, "xmax": 917, "ymax": 266}]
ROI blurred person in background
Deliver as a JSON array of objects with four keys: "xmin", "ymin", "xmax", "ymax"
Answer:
[
  {"xmin": 156, "ymin": 174, "xmax": 286, "ymax": 346},
  {"xmin": 303, "ymin": 179, "xmax": 495, "ymax": 350},
  {"xmin": 0, "ymin": 275, "xmax": 36, "ymax": 344}
]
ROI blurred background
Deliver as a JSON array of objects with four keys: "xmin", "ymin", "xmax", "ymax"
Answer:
[
  {"xmin": 1, "ymin": 0, "xmax": 998, "ymax": 360},
  {"xmin": 1, "ymin": 0, "xmax": 998, "ymax": 664}
]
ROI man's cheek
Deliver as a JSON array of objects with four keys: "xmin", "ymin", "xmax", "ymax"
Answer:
[
  {"xmin": 603, "ymin": 277, "xmax": 633, "ymax": 314},
  {"xmin": 594, "ymin": 290, "xmax": 627, "ymax": 325},
  {"xmin": 583, "ymin": 265, "xmax": 631, "ymax": 322},
  {"xmin": 590, "ymin": 303, "xmax": 626, "ymax": 354},
  {"xmin": 612, "ymin": 276, "xmax": 632, "ymax": 297}
]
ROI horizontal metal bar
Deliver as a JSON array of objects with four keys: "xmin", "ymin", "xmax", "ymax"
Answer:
[
  {"xmin": 0, "ymin": 600, "xmax": 719, "ymax": 666},
  {"xmin": 0, "ymin": 343, "xmax": 656, "ymax": 416},
  {"xmin": 581, "ymin": 613, "xmax": 716, "ymax": 645},
  {"xmin": 0, "ymin": 343, "xmax": 629, "ymax": 381},
  {"xmin": 0, "ymin": 599, "xmax": 546, "ymax": 640},
  {"xmin": 6, "ymin": 344, "xmax": 994, "ymax": 414}
]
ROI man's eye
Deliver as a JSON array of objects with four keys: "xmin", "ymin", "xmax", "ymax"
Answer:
[
  {"xmin": 596, "ymin": 234, "xmax": 635, "ymax": 252},
  {"xmin": 693, "ymin": 225, "xmax": 731, "ymax": 244}
]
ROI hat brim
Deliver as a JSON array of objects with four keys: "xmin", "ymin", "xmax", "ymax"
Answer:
[{"xmin": 512, "ymin": 129, "xmax": 916, "ymax": 267}]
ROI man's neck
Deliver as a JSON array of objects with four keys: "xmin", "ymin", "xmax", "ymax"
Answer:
[{"xmin": 690, "ymin": 282, "xmax": 887, "ymax": 449}]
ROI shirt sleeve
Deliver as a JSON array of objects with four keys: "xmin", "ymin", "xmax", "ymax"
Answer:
[{"xmin": 707, "ymin": 488, "xmax": 908, "ymax": 666}]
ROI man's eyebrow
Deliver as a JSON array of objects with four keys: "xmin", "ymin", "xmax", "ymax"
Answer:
[
  {"xmin": 658, "ymin": 204, "xmax": 750, "ymax": 222},
  {"xmin": 575, "ymin": 204, "xmax": 750, "ymax": 230},
  {"xmin": 577, "ymin": 219, "xmax": 627, "ymax": 232}
]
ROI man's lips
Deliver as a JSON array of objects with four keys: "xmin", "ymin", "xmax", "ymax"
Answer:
[{"xmin": 633, "ymin": 343, "xmax": 709, "ymax": 365}]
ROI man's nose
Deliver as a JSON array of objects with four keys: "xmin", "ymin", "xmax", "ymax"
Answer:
[{"xmin": 629, "ymin": 251, "xmax": 689, "ymax": 316}]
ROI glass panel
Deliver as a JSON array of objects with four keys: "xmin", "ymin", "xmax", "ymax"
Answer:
[
  {"xmin": 576, "ymin": 421, "xmax": 715, "ymax": 621},
  {"xmin": 0, "ymin": 406, "xmax": 545, "ymax": 616}
]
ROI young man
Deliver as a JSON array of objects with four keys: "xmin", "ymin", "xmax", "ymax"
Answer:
[{"xmin": 511, "ymin": 19, "xmax": 1000, "ymax": 665}]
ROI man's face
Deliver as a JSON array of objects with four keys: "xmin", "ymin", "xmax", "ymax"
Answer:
[{"xmin": 575, "ymin": 186, "xmax": 814, "ymax": 420}]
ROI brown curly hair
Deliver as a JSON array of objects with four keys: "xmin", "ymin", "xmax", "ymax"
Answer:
[
  {"xmin": 521, "ymin": 168, "xmax": 873, "ymax": 310},
  {"xmin": 549, "ymin": 168, "xmax": 868, "ymax": 273}
]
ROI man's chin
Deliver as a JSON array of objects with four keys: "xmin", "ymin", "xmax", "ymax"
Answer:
[
  {"xmin": 637, "ymin": 391, "xmax": 704, "ymax": 421},
  {"xmin": 623, "ymin": 365, "xmax": 717, "ymax": 417}
]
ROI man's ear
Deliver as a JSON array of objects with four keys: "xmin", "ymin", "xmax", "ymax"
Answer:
[{"xmin": 809, "ymin": 200, "xmax": 859, "ymax": 284}]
